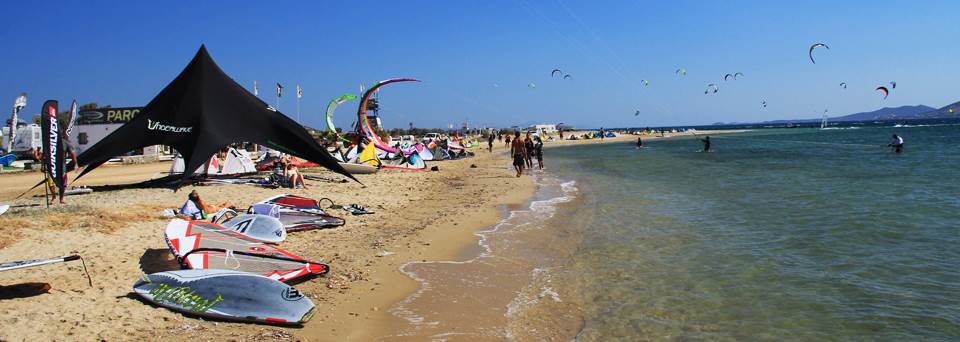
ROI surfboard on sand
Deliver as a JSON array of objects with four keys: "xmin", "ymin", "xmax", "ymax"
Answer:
[
  {"xmin": 133, "ymin": 269, "xmax": 315, "ymax": 325},
  {"xmin": 163, "ymin": 219, "xmax": 328, "ymax": 283},
  {"xmin": 211, "ymin": 210, "xmax": 287, "ymax": 243}
]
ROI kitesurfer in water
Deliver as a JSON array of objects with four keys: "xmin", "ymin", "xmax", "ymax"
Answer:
[
  {"xmin": 700, "ymin": 136, "xmax": 711, "ymax": 152},
  {"xmin": 511, "ymin": 131, "xmax": 526, "ymax": 177},
  {"xmin": 636, "ymin": 137, "xmax": 643, "ymax": 148},
  {"xmin": 888, "ymin": 134, "xmax": 904, "ymax": 153}
]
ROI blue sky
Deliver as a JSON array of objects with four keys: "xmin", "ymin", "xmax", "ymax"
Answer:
[{"xmin": 2, "ymin": 0, "xmax": 959, "ymax": 129}]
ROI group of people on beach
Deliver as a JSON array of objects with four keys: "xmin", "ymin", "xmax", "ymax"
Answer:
[{"xmin": 510, "ymin": 132, "xmax": 544, "ymax": 177}]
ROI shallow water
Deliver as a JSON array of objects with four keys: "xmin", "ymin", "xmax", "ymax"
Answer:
[
  {"xmin": 389, "ymin": 125, "xmax": 960, "ymax": 341},
  {"xmin": 547, "ymin": 126, "xmax": 960, "ymax": 341},
  {"xmin": 387, "ymin": 174, "xmax": 584, "ymax": 340}
]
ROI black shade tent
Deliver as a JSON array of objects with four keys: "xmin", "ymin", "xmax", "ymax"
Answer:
[{"xmin": 74, "ymin": 45, "xmax": 354, "ymax": 185}]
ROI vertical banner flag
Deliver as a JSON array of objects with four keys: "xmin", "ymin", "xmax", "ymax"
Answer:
[
  {"xmin": 253, "ymin": 80, "xmax": 259, "ymax": 96},
  {"xmin": 8, "ymin": 93, "xmax": 26, "ymax": 153},
  {"xmin": 296, "ymin": 85, "xmax": 302, "ymax": 99},
  {"xmin": 276, "ymin": 83, "xmax": 283, "ymax": 98},
  {"xmin": 65, "ymin": 99, "xmax": 78, "ymax": 135},
  {"xmin": 40, "ymin": 100, "xmax": 65, "ymax": 195}
]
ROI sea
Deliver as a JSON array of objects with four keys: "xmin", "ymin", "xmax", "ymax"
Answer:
[{"xmin": 391, "ymin": 122, "xmax": 960, "ymax": 341}]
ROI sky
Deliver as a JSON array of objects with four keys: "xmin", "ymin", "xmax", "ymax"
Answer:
[{"xmin": 2, "ymin": 0, "xmax": 959, "ymax": 129}]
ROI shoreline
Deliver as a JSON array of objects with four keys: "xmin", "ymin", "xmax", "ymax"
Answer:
[{"xmin": 0, "ymin": 128, "xmax": 746, "ymax": 340}]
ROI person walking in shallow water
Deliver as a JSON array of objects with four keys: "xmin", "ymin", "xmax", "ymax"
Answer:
[
  {"xmin": 511, "ymin": 131, "xmax": 526, "ymax": 177},
  {"xmin": 534, "ymin": 135, "xmax": 544, "ymax": 170},
  {"xmin": 524, "ymin": 133, "xmax": 535, "ymax": 168},
  {"xmin": 700, "ymin": 136, "xmax": 711, "ymax": 152}
]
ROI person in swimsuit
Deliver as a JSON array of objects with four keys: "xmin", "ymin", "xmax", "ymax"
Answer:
[
  {"xmin": 510, "ymin": 131, "xmax": 526, "ymax": 177},
  {"xmin": 700, "ymin": 136, "xmax": 711, "ymax": 152},
  {"xmin": 637, "ymin": 137, "xmax": 643, "ymax": 148}
]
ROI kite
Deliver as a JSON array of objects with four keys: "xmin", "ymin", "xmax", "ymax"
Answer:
[
  {"xmin": 528, "ymin": 83, "xmax": 537, "ymax": 88},
  {"xmin": 357, "ymin": 78, "xmax": 421, "ymax": 154},
  {"xmin": 840, "ymin": 82, "xmax": 847, "ymax": 89},
  {"xmin": 676, "ymin": 67, "xmax": 687, "ymax": 76},
  {"xmin": 734, "ymin": 72, "xmax": 744, "ymax": 79},
  {"xmin": 563, "ymin": 74, "xmax": 572, "ymax": 80},
  {"xmin": 761, "ymin": 100, "xmax": 767, "ymax": 108},
  {"xmin": 641, "ymin": 79, "xmax": 649, "ymax": 86},
  {"xmin": 890, "ymin": 81, "xmax": 897, "ymax": 89},
  {"xmin": 551, "ymin": 69, "xmax": 562, "ymax": 78},
  {"xmin": 634, "ymin": 110, "xmax": 640, "ymax": 116},
  {"xmin": 809, "ymin": 43, "xmax": 829, "ymax": 64},
  {"xmin": 876, "ymin": 86, "xmax": 889, "ymax": 99},
  {"xmin": 704, "ymin": 83, "xmax": 719, "ymax": 94},
  {"xmin": 324, "ymin": 94, "xmax": 357, "ymax": 141},
  {"xmin": 724, "ymin": 74, "xmax": 734, "ymax": 81}
]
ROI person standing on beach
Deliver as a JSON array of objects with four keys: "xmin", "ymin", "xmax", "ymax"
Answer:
[
  {"xmin": 524, "ymin": 133, "xmax": 534, "ymax": 168},
  {"xmin": 498, "ymin": 131, "xmax": 503, "ymax": 143},
  {"xmin": 888, "ymin": 134, "xmax": 904, "ymax": 153},
  {"xmin": 488, "ymin": 133, "xmax": 495, "ymax": 153},
  {"xmin": 505, "ymin": 134, "xmax": 511, "ymax": 148},
  {"xmin": 700, "ymin": 136, "xmax": 711, "ymax": 152},
  {"xmin": 534, "ymin": 135, "xmax": 544, "ymax": 170},
  {"xmin": 511, "ymin": 131, "xmax": 526, "ymax": 177}
]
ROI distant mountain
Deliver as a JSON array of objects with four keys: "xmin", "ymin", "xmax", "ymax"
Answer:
[
  {"xmin": 742, "ymin": 105, "xmax": 939, "ymax": 125},
  {"xmin": 912, "ymin": 101, "xmax": 960, "ymax": 119},
  {"xmin": 828, "ymin": 105, "xmax": 936, "ymax": 121}
]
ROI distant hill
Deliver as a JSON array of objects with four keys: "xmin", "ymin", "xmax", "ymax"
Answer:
[
  {"xmin": 729, "ymin": 105, "xmax": 940, "ymax": 125},
  {"xmin": 911, "ymin": 101, "xmax": 960, "ymax": 119},
  {"xmin": 828, "ymin": 105, "xmax": 936, "ymax": 121}
]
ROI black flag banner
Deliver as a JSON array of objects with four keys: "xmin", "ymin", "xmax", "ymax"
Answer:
[{"xmin": 40, "ymin": 100, "xmax": 66, "ymax": 195}]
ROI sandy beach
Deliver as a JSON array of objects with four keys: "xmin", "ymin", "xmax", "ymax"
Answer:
[{"xmin": 0, "ymin": 129, "xmax": 742, "ymax": 341}]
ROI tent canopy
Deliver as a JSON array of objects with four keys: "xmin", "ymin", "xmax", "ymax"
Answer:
[{"xmin": 75, "ymin": 45, "xmax": 354, "ymax": 184}]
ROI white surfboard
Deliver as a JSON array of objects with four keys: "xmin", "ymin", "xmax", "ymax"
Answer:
[{"xmin": 133, "ymin": 269, "xmax": 315, "ymax": 325}]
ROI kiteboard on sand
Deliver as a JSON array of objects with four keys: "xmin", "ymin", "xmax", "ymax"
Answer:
[
  {"xmin": 0, "ymin": 205, "xmax": 9, "ymax": 216},
  {"xmin": 163, "ymin": 219, "xmax": 328, "ymax": 282},
  {"xmin": 133, "ymin": 269, "xmax": 315, "ymax": 325}
]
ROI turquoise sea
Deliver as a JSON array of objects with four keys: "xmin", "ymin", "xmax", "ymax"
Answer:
[{"xmin": 544, "ymin": 125, "xmax": 960, "ymax": 341}]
